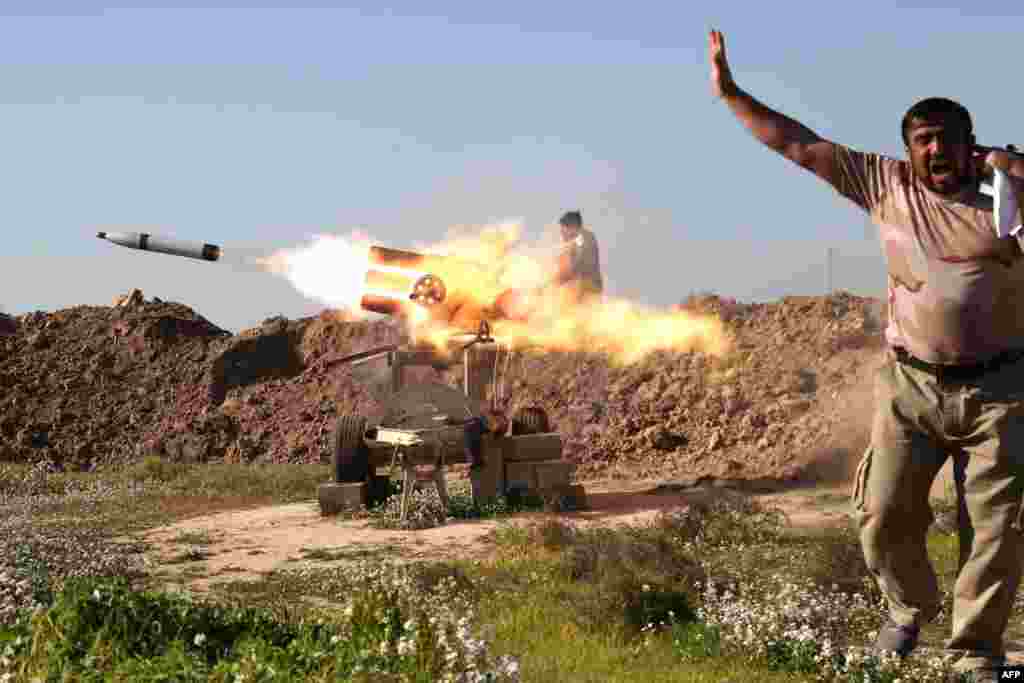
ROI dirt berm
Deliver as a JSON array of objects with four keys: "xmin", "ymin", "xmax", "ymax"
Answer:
[{"xmin": 0, "ymin": 291, "xmax": 885, "ymax": 484}]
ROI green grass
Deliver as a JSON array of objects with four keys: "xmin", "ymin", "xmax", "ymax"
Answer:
[
  {"xmin": 0, "ymin": 461, "xmax": 995, "ymax": 682},
  {"xmin": 928, "ymin": 531, "xmax": 960, "ymax": 576},
  {"xmin": 917, "ymin": 530, "xmax": 962, "ymax": 649},
  {"xmin": 336, "ymin": 476, "xmax": 547, "ymax": 530},
  {"xmin": 460, "ymin": 506, "xmax": 975, "ymax": 683},
  {"xmin": 1, "ymin": 574, "xmax": 496, "ymax": 683},
  {"xmin": 186, "ymin": 536, "xmax": 824, "ymax": 682},
  {"xmin": 479, "ymin": 590, "xmax": 816, "ymax": 683}
]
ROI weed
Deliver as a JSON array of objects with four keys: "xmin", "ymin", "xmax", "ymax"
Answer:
[
  {"xmin": 368, "ymin": 478, "xmax": 543, "ymax": 530},
  {"xmin": 799, "ymin": 525, "xmax": 877, "ymax": 599},
  {"xmin": 497, "ymin": 516, "xmax": 707, "ymax": 636},
  {"xmin": 299, "ymin": 546, "xmax": 398, "ymax": 562},
  {"xmin": 173, "ymin": 529, "xmax": 212, "ymax": 546},
  {"xmin": 534, "ymin": 518, "xmax": 576, "ymax": 550},
  {"xmin": 132, "ymin": 454, "xmax": 191, "ymax": 483},
  {"xmin": 166, "ymin": 547, "xmax": 209, "ymax": 564},
  {"xmin": 481, "ymin": 495, "xmax": 969, "ymax": 682},
  {"xmin": 672, "ymin": 620, "xmax": 722, "ymax": 660},
  {"xmin": 1, "ymin": 569, "xmax": 520, "ymax": 682}
]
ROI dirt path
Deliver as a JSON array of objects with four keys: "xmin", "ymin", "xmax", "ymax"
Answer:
[
  {"xmin": 142, "ymin": 466, "xmax": 1024, "ymax": 664},
  {"xmin": 143, "ymin": 477, "xmax": 860, "ymax": 593},
  {"xmin": 143, "ymin": 453, "xmax": 970, "ymax": 595},
  {"xmin": 144, "ymin": 502, "xmax": 505, "ymax": 591}
]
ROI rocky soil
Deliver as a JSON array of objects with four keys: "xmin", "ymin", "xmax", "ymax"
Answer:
[{"xmin": 0, "ymin": 290, "xmax": 885, "ymax": 483}]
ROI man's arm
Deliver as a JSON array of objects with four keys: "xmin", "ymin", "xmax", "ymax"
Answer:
[{"xmin": 709, "ymin": 29, "xmax": 840, "ymax": 187}]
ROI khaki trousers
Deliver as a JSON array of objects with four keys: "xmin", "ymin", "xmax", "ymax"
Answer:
[{"xmin": 853, "ymin": 352, "xmax": 1024, "ymax": 670}]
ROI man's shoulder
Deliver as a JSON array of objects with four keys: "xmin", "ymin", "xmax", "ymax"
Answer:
[
  {"xmin": 832, "ymin": 144, "xmax": 912, "ymax": 207},
  {"xmin": 834, "ymin": 144, "xmax": 908, "ymax": 174}
]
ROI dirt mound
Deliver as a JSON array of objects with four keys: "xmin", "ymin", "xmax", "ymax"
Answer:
[
  {"xmin": 500, "ymin": 292, "xmax": 885, "ymax": 483},
  {"xmin": 1, "ymin": 296, "xmax": 230, "ymax": 469},
  {"xmin": 0, "ymin": 295, "xmax": 404, "ymax": 469},
  {"xmin": 1, "ymin": 290, "xmax": 884, "ymax": 483}
]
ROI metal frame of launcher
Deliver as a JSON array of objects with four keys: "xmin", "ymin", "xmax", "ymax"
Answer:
[{"xmin": 317, "ymin": 245, "xmax": 586, "ymax": 520}]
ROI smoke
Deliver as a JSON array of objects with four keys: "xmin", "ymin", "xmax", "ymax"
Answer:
[
  {"xmin": 215, "ymin": 246, "xmax": 283, "ymax": 273},
  {"xmin": 252, "ymin": 230, "xmax": 377, "ymax": 316}
]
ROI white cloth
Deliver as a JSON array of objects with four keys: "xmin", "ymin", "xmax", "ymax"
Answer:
[{"xmin": 981, "ymin": 166, "xmax": 1022, "ymax": 238}]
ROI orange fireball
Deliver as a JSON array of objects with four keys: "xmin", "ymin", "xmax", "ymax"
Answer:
[{"xmin": 258, "ymin": 222, "xmax": 730, "ymax": 364}]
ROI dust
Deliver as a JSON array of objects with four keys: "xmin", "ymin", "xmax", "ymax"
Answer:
[
  {"xmin": 797, "ymin": 372, "xmax": 875, "ymax": 486},
  {"xmin": 787, "ymin": 296, "xmax": 888, "ymax": 487},
  {"xmin": 349, "ymin": 356, "xmax": 394, "ymax": 405}
]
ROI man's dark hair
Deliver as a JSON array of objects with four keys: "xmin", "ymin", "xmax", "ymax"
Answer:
[
  {"xmin": 901, "ymin": 97, "xmax": 973, "ymax": 147},
  {"xmin": 559, "ymin": 210, "xmax": 582, "ymax": 228}
]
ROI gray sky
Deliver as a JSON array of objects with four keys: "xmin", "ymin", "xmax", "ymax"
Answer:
[{"xmin": 2, "ymin": 3, "xmax": 1020, "ymax": 333}]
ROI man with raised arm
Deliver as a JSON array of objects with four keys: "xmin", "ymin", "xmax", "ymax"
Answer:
[{"xmin": 709, "ymin": 28, "xmax": 1024, "ymax": 681}]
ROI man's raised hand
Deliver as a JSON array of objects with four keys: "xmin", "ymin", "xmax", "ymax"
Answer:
[{"xmin": 709, "ymin": 29, "xmax": 736, "ymax": 99}]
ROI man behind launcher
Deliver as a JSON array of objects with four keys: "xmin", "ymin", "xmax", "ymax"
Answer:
[
  {"xmin": 710, "ymin": 28, "xmax": 1024, "ymax": 681},
  {"xmin": 554, "ymin": 210, "xmax": 604, "ymax": 304}
]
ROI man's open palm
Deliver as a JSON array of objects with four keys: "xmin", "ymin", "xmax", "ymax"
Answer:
[{"xmin": 709, "ymin": 29, "xmax": 734, "ymax": 98}]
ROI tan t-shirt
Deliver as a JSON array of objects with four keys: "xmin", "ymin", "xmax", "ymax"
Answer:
[
  {"xmin": 833, "ymin": 145, "xmax": 1024, "ymax": 364},
  {"xmin": 572, "ymin": 228, "xmax": 603, "ymax": 294},
  {"xmin": 558, "ymin": 228, "xmax": 603, "ymax": 294}
]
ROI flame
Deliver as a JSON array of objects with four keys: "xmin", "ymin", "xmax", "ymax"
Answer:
[
  {"xmin": 260, "ymin": 222, "xmax": 730, "ymax": 363},
  {"xmin": 491, "ymin": 291, "xmax": 730, "ymax": 365},
  {"xmin": 257, "ymin": 231, "xmax": 375, "ymax": 315}
]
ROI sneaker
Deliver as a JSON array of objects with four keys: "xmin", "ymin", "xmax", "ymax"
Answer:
[
  {"xmin": 960, "ymin": 666, "xmax": 1002, "ymax": 683},
  {"xmin": 872, "ymin": 618, "xmax": 919, "ymax": 657},
  {"xmin": 957, "ymin": 657, "xmax": 1006, "ymax": 683}
]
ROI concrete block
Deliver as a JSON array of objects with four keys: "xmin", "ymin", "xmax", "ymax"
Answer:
[
  {"xmin": 318, "ymin": 481, "xmax": 367, "ymax": 515},
  {"xmin": 534, "ymin": 461, "xmax": 573, "ymax": 490},
  {"xmin": 539, "ymin": 484, "xmax": 588, "ymax": 512},
  {"xmin": 504, "ymin": 462, "xmax": 536, "ymax": 492},
  {"xmin": 504, "ymin": 433, "xmax": 563, "ymax": 462}
]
